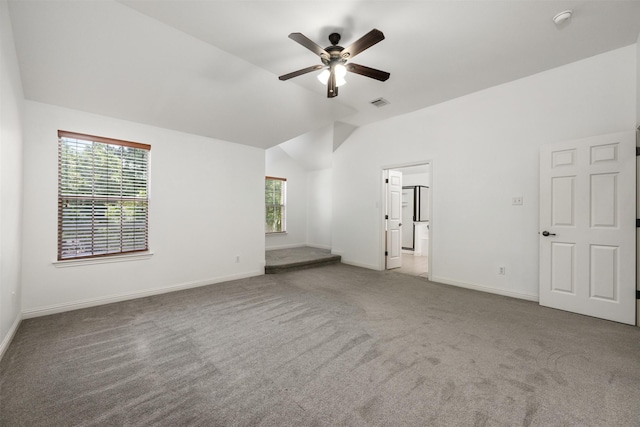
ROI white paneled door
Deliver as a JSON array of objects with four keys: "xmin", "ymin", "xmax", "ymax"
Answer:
[
  {"xmin": 539, "ymin": 132, "xmax": 636, "ymax": 324},
  {"xmin": 386, "ymin": 170, "xmax": 403, "ymax": 269}
]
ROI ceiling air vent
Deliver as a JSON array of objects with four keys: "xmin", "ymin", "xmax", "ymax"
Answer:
[{"xmin": 370, "ymin": 97, "xmax": 389, "ymax": 107}]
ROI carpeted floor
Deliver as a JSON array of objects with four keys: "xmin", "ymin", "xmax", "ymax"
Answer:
[{"xmin": 1, "ymin": 264, "xmax": 639, "ymax": 426}]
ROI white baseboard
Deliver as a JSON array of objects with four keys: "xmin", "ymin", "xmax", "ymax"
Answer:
[
  {"xmin": 430, "ymin": 276, "xmax": 539, "ymax": 302},
  {"xmin": 22, "ymin": 270, "xmax": 264, "ymax": 319},
  {"xmin": 338, "ymin": 257, "xmax": 382, "ymax": 271},
  {"xmin": 0, "ymin": 313, "xmax": 22, "ymax": 362}
]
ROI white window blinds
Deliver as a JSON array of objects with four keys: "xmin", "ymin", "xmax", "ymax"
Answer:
[{"xmin": 58, "ymin": 130, "xmax": 150, "ymax": 260}]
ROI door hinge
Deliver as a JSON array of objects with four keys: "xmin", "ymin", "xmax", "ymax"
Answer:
[
  {"xmin": 385, "ymin": 178, "xmax": 389, "ymax": 184},
  {"xmin": 637, "ymin": 219, "xmax": 640, "ymax": 228},
  {"xmin": 636, "ymin": 146, "xmax": 640, "ymax": 156},
  {"xmin": 637, "ymin": 290, "xmax": 640, "ymax": 300},
  {"xmin": 385, "ymin": 214, "xmax": 389, "ymax": 220},
  {"xmin": 385, "ymin": 251, "xmax": 388, "ymax": 256}
]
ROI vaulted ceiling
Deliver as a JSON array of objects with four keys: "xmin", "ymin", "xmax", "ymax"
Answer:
[{"xmin": 8, "ymin": 1, "xmax": 640, "ymax": 149}]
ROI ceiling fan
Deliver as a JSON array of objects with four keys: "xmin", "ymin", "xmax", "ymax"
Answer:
[{"xmin": 278, "ymin": 29, "xmax": 390, "ymax": 98}]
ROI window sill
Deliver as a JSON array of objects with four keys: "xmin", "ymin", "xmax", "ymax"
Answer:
[
  {"xmin": 266, "ymin": 232, "xmax": 288, "ymax": 236},
  {"xmin": 53, "ymin": 251, "xmax": 154, "ymax": 268}
]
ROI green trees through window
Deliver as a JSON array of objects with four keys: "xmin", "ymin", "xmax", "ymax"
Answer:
[
  {"xmin": 58, "ymin": 131, "xmax": 150, "ymax": 260},
  {"xmin": 265, "ymin": 177, "xmax": 286, "ymax": 233}
]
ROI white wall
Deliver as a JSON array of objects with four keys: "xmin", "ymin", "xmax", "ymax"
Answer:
[
  {"xmin": 21, "ymin": 101, "xmax": 265, "ymax": 316},
  {"xmin": 332, "ymin": 45, "xmax": 636, "ymax": 300},
  {"xmin": 403, "ymin": 172, "xmax": 430, "ymax": 187},
  {"xmin": 306, "ymin": 168, "xmax": 332, "ymax": 249},
  {"xmin": 279, "ymin": 126, "xmax": 332, "ymax": 171},
  {"xmin": 265, "ymin": 146, "xmax": 308, "ymax": 249},
  {"xmin": 0, "ymin": 0, "xmax": 25, "ymax": 358}
]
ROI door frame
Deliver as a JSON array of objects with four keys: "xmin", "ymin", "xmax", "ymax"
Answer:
[{"xmin": 380, "ymin": 161, "xmax": 433, "ymax": 279}]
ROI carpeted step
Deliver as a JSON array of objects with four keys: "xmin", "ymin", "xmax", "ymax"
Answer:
[{"xmin": 265, "ymin": 255, "xmax": 341, "ymax": 274}]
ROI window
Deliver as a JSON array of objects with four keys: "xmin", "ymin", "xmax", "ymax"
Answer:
[
  {"xmin": 58, "ymin": 130, "xmax": 150, "ymax": 260},
  {"xmin": 265, "ymin": 176, "xmax": 286, "ymax": 233}
]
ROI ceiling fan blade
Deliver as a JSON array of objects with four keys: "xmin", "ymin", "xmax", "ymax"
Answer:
[
  {"xmin": 340, "ymin": 29, "xmax": 385, "ymax": 60},
  {"xmin": 279, "ymin": 64, "xmax": 324, "ymax": 81},
  {"xmin": 327, "ymin": 68, "xmax": 338, "ymax": 98},
  {"xmin": 346, "ymin": 63, "xmax": 390, "ymax": 81},
  {"xmin": 288, "ymin": 33, "xmax": 329, "ymax": 58}
]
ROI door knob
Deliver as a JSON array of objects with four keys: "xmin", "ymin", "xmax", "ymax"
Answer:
[{"xmin": 541, "ymin": 231, "xmax": 556, "ymax": 236}]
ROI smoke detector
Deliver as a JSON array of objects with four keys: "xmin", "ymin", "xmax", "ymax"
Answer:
[{"xmin": 552, "ymin": 10, "xmax": 573, "ymax": 25}]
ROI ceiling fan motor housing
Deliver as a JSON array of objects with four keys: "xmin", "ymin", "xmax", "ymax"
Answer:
[{"xmin": 322, "ymin": 35, "xmax": 347, "ymax": 66}]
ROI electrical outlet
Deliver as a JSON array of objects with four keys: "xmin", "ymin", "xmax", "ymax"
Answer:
[
  {"xmin": 498, "ymin": 266, "xmax": 506, "ymax": 275},
  {"xmin": 512, "ymin": 196, "xmax": 523, "ymax": 206}
]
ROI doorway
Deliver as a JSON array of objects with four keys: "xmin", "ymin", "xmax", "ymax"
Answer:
[{"xmin": 382, "ymin": 162, "xmax": 432, "ymax": 279}]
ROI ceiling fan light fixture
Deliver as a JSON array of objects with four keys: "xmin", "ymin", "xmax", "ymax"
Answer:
[
  {"xmin": 317, "ymin": 69, "xmax": 329, "ymax": 84},
  {"xmin": 317, "ymin": 65, "xmax": 347, "ymax": 87}
]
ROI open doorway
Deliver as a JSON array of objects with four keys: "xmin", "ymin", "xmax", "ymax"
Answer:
[{"xmin": 382, "ymin": 163, "xmax": 431, "ymax": 279}]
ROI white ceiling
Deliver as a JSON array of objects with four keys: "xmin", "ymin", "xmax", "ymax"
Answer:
[{"xmin": 8, "ymin": 1, "xmax": 640, "ymax": 149}]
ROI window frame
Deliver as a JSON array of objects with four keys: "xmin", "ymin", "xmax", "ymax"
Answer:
[
  {"xmin": 265, "ymin": 176, "xmax": 286, "ymax": 234},
  {"xmin": 57, "ymin": 130, "xmax": 151, "ymax": 261}
]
